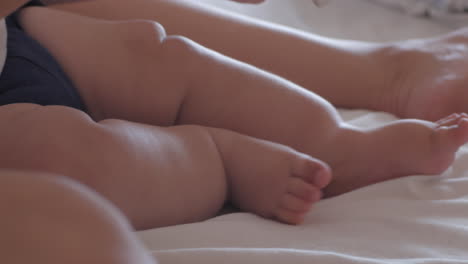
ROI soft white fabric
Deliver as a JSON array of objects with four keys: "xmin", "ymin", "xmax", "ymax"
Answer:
[
  {"xmin": 139, "ymin": 110, "xmax": 468, "ymax": 263},
  {"xmin": 373, "ymin": 0, "xmax": 468, "ymax": 16},
  {"xmin": 186, "ymin": 0, "xmax": 453, "ymax": 41},
  {"xmin": 137, "ymin": 1, "xmax": 468, "ymax": 263},
  {"xmin": 372, "ymin": 0, "xmax": 468, "ymax": 27}
]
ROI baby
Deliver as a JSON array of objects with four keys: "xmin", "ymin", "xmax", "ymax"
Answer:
[
  {"xmin": 0, "ymin": 0, "xmax": 467, "ymax": 229},
  {"xmin": 3, "ymin": 0, "xmax": 468, "ymax": 263}
]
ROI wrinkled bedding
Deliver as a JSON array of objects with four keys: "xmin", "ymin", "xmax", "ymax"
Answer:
[
  {"xmin": 137, "ymin": 1, "xmax": 468, "ymax": 263},
  {"xmin": 139, "ymin": 110, "xmax": 468, "ymax": 263}
]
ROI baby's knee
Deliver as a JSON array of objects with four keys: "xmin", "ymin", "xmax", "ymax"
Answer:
[
  {"xmin": 117, "ymin": 19, "xmax": 198, "ymax": 64},
  {"xmin": 0, "ymin": 104, "xmax": 109, "ymax": 173},
  {"xmin": 4, "ymin": 104, "xmax": 99, "ymax": 149},
  {"xmin": 0, "ymin": 170, "xmax": 153, "ymax": 263},
  {"xmin": 3, "ymin": 104, "xmax": 94, "ymax": 127},
  {"xmin": 117, "ymin": 19, "xmax": 166, "ymax": 49}
]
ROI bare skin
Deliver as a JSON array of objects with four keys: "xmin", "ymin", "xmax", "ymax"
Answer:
[
  {"xmin": 2, "ymin": 0, "xmax": 468, "ymax": 263},
  {"xmin": 0, "ymin": 103, "xmax": 333, "ymax": 228},
  {"xmin": 46, "ymin": 0, "xmax": 468, "ymax": 122},
  {"xmin": 0, "ymin": 170, "xmax": 157, "ymax": 264},
  {"xmin": 324, "ymin": 114, "xmax": 468, "ymax": 195},
  {"xmin": 16, "ymin": 7, "xmax": 468, "ymax": 198},
  {"xmin": 380, "ymin": 33, "xmax": 468, "ymax": 121}
]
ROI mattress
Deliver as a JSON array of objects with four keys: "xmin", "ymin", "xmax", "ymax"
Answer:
[{"xmin": 137, "ymin": 1, "xmax": 468, "ymax": 263}]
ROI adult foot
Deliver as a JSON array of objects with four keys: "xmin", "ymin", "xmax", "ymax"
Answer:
[
  {"xmin": 209, "ymin": 128, "xmax": 332, "ymax": 224},
  {"xmin": 383, "ymin": 29, "xmax": 468, "ymax": 121},
  {"xmin": 324, "ymin": 113, "xmax": 468, "ymax": 196}
]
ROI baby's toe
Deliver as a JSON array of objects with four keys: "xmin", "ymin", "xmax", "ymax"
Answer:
[
  {"xmin": 292, "ymin": 157, "xmax": 332, "ymax": 189},
  {"xmin": 287, "ymin": 178, "xmax": 321, "ymax": 201},
  {"xmin": 274, "ymin": 207, "xmax": 308, "ymax": 225},
  {"xmin": 438, "ymin": 117, "xmax": 468, "ymax": 147},
  {"xmin": 436, "ymin": 113, "xmax": 461, "ymax": 126},
  {"xmin": 280, "ymin": 193, "xmax": 314, "ymax": 213},
  {"xmin": 274, "ymin": 182, "xmax": 322, "ymax": 225}
]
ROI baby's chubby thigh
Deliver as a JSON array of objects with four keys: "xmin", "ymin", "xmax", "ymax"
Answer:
[
  {"xmin": 0, "ymin": 103, "xmax": 172, "ymax": 186},
  {"xmin": 0, "ymin": 103, "xmax": 229, "ymax": 228},
  {"xmin": 0, "ymin": 103, "xmax": 111, "ymax": 175},
  {"xmin": 0, "ymin": 104, "xmax": 161, "ymax": 195},
  {"xmin": 20, "ymin": 7, "xmax": 192, "ymax": 125}
]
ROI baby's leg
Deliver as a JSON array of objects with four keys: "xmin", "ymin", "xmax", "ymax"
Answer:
[
  {"xmin": 19, "ymin": 8, "xmax": 468, "ymax": 198},
  {"xmin": 208, "ymin": 127, "xmax": 331, "ymax": 224},
  {"xmin": 0, "ymin": 170, "xmax": 156, "ymax": 264},
  {"xmin": 0, "ymin": 104, "xmax": 229, "ymax": 229},
  {"xmin": 0, "ymin": 104, "xmax": 329, "ymax": 227},
  {"xmin": 47, "ymin": 0, "xmax": 389, "ymax": 113},
  {"xmin": 19, "ymin": 7, "xmax": 342, "ymax": 151}
]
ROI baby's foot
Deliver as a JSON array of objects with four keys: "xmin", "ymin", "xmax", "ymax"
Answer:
[
  {"xmin": 209, "ymin": 128, "xmax": 331, "ymax": 224},
  {"xmin": 325, "ymin": 113, "xmax": 468, "ymax": 196},
  {"xmin": 423, "ymin": 113, "xmax": 468, "ymax": 172}
]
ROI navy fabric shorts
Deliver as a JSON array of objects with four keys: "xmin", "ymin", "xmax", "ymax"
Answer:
[{"xmin": 0, "ymin": 0, "xmax": 87, "ymax": 111}]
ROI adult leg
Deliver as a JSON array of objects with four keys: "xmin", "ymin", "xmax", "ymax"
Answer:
[
  {"xmin": 0, "ymin": 170, "xmax": 156, "ymax": 264},
  {"xmin": 17, "ymin": 8, "xmax": 468, "ymax": 197}
]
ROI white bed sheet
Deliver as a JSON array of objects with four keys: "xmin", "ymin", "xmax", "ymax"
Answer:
[{"xmin": 137, "ymin": 1, "xmax": 468, "ymax": 263}]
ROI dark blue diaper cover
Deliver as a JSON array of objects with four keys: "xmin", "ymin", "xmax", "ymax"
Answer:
[{"xmin": 0, "ymin": 0, "xmax": 86, "ymax": 111}]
